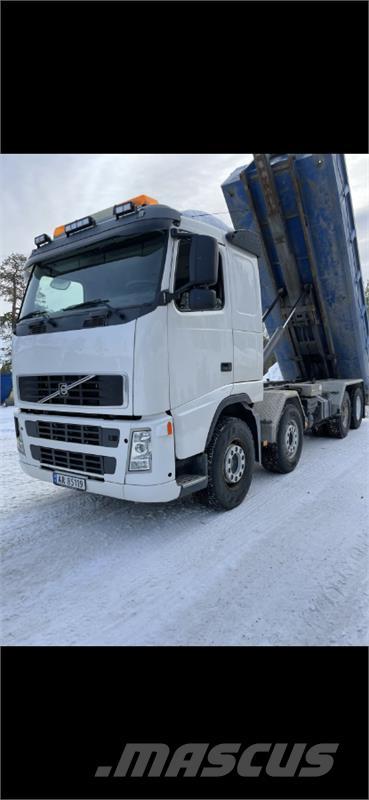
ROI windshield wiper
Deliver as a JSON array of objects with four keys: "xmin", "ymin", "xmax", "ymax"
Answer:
[
  {"xmin": 18, "ymin": 310, "xmax": 56, "ymax": 324},
  {"xmin": 62, "ymin": 299, "xmax": 113, "ymax": 312}
]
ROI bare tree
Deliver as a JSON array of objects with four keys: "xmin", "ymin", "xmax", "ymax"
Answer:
[{"xmin": 0, "ymin": 253, "xmax": 27, "ymax": 370}]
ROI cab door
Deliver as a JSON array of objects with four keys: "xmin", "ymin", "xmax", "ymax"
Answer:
[
  {"xmin": 228, "ymin": 247, "xmax": 263, "ymax": 382},
  {"xmin": 168, "ymin": 239, "xmax": 233, "ymax": 412}
]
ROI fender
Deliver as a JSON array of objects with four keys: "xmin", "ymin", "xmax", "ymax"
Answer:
[{"xmin": 205, "ymin": 393, "xmax": 260, "ymax": 462}]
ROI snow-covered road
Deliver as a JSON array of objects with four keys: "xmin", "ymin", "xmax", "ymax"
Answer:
[{"xmin": 1, "ymin": 406, "xmax": 368, "ymax": 646}]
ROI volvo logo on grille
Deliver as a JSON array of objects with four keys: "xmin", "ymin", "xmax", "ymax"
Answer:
[
  {"xmin": 37, "ymin": 374, "xmax": 96, "ymax": 404},
  {"xmin": 58, "ymin": 383, "xmax": 69, "ymax": 397}
]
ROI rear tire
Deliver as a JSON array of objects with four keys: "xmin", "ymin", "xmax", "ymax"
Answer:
[
  {"xmin": 350, "ymin": 386, "xmax": 364, "ymax": 429},
  {"xmin": 198, "ymin": 416, "xmax": 254, "ymax": 511},
  {"xmin": 326, "ymin": 390, "xmax": 351, "ymax": 438},
  {"xmin": 262, "ymin": 403, "xmax": 303, "ymax": 474}
]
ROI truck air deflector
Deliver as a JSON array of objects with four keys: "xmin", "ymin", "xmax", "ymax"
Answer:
[{"xmin": 225, "ymin": 229, "xmax": 262, "ymax": 257}]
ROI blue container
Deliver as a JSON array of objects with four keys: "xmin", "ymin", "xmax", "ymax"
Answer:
[
  {"xmin": 222, "ymin": 154, "xmax": 369, "ymax": 393},
  {"xmin": 1, "ymin": 373, "xmax": 12, "ymax": 404}
]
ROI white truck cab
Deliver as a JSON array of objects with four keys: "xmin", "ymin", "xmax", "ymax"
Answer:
[{"xmin": 13, "ymin": 193, "xmax": 363, "ymax": 510}]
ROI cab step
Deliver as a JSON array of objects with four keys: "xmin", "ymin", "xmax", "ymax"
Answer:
[{"xmin": 176, "ymin": 474, "xmax": 208, "ymax": 496}]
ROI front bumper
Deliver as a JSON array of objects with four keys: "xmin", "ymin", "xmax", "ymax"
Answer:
[
  {"xmin": 15, "ymin": 409, "xmax": 180, "ymax": 503},
  {"xmin": 18, "ymin": 461, "xmax": 180, "ymax": 502}
]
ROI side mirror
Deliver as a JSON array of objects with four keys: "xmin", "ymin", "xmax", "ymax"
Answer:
[
  {"xmin": 189, "ymin": 235, "xmax": 218, "ymax": 286},
  {"xmin": 188, "ymin": 287, "xmax": 217, "ymax": 311}
]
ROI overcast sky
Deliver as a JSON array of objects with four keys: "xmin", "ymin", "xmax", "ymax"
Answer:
[{"xmin": 1, "ymin": 153, "xmax": 368, "ymax": 316}]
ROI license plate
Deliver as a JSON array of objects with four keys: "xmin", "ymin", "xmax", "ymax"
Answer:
[{"xmin": 53, "ymin": 472, "xmax": 86, "ymax": 491}]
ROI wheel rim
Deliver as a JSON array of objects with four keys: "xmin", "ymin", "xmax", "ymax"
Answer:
[
  {"xmin": 355, "ymin": 393, "xmax": 362, "ymax": 420},
  {"xmin": 341, "ymin": 399, "xmax": 350, "ymax": 429},
  {"xmin": 224, "ymin": 442, "xmax": 246, "ymax": 485},
  {"xmin": 285, "ymin": 420, "xmax": 299, "ymax": 458}
]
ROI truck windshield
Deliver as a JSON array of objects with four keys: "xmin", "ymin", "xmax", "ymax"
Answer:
[{"xmin": 20, "ymin": 231, "xmax": 167, "ymax": 319}]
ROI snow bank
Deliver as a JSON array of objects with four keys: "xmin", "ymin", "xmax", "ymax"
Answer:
[{"xmin": 1, "ymin": 405, "xmax": 368, "ymax": 646}]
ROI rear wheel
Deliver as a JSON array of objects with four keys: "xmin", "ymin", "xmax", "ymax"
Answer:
[
  {"xmin": 198, "ymin": 416, "xmax": 254, "ymax": 511},
  {"xmin": 350, "ymin": 386, "xmax": 364, "ymax": 429},
  {"xmin": 262, "ymin": 403, "xmax": 303, "ymax": 474},
  {"xmin": 326, "ymin": 390, "xmax": 351, "ymax": 438}
]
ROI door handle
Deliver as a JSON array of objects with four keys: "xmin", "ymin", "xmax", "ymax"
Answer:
[{"xmin": 221, "ymin": 362, "xmax": 232, "ymax": 372}]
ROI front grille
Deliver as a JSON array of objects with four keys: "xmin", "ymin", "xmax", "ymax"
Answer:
[
  {"xmin": 19, "ymin": 374, "xmax": 124, "ymax": 406},
  {"xmin": 30, "ymin": 445, "xmax": 116, "ymax": 476},
  {"xmin": 25, "ymin": 420, "xmax": 119, "ymax": 447}
]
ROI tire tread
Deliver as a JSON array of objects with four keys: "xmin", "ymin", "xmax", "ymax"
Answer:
[
  {"xmin": 262, "ymin": 403, "xmax": 303, "ymax": 474},
  {"xmin": 198, "ymin": 416, "xmax": 254, "ymax": 511}
]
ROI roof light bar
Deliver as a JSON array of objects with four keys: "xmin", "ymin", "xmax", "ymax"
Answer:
[
  {"xmin": 64, "ymin": 216, "xmax": 95, "ymax": 236},
  {"xmin": 114, "ymin": 201, "xmax": 135, "ymax": 219},
  {"xmin": 131, "ymin": 195, "xmax": 158, "ymax": 207},
  {"xmin": 53, "ymin": 225, "xmax": 65, "ymax": 238},
  {"xmin": 34, "ymin": 233, "xmax": 52, "ymax": 248},
  {"xmin": 114, "ymin": 195, "xmax": 159, "ymax": 219}
]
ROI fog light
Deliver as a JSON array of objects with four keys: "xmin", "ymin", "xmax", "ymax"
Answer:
[
  {"xmin": 129, "ymin": 430, "xmax": 152, "ymax": 471},
  {"xmin": 14, "ymin": 417, "xmax": 25, "ymax": 454}
]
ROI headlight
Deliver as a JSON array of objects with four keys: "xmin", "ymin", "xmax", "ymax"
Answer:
[
  {"xmin": 18, "ymin": 435, "xmax": 25, "ymax": 455},
  {"xmin": 129, "ymin": 430, "xmax": 152, "ymax": 471},
  {"xmin": 14, "ymin": 417, "xmax": 25, "ymax": 454},
  {"xmin": 17, "ymin": 431, "xmax": 26, "ymax": 455}
]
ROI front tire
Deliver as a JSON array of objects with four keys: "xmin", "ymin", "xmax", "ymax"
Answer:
[
  {"xmin": 262, "ymin": 403, "xmax": 303, "ymax": 473},
  {"xmin": 350, "ymin": 386, "xmax": 364, "ymax": 429},
  {"xmin": 199, "ymin": 416, "xmax": 255, "ymax": 511}
]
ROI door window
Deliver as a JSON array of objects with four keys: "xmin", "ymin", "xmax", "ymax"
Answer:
[{"xmin": 174, "ymin": 240, "xmax": 224, "ymax": 311}]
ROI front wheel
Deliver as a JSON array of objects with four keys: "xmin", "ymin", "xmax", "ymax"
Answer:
[
  {"xmin": 198, "ymin": 416, "xmax": 255, "ymax": 511},
  {"xmin": 262, "ymin": 403, "xmax": 304, "ymax": 473}
]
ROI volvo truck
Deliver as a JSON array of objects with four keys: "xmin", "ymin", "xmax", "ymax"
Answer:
[{"xmin": 12, "ymin": 156, "xmax": 368, "ymax": 511}]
